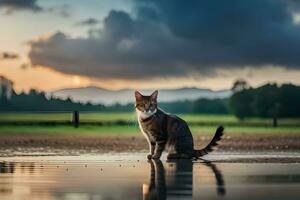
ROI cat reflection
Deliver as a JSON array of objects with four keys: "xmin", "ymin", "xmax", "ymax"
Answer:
[
  {"xmin": 0, "ymin": 162, "xmax": 15, "ymax": 174},
  {"xmin": 143, "ymin": 160, "xmax": 225, "ymax": 200},
  {"xmin": 0, "ymin": 162, "xmax": 36, "ymax": 174}
]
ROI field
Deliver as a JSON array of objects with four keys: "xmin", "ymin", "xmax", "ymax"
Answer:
[
  {"xmin": 0, "ymin": 112, "xmax": 299, "ymax": 135},
  {"xmin": 2, "ymin": 114, "xmax": 298, "ymax": 199}
]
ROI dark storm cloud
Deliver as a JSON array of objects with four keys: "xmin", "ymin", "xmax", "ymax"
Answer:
[
  {"xmin": 286, "ymin": 0, "xmax": 300, "ymax": 11},
  {"xmin": 76, "ymin": 18, "xmax": 100, "ymax": 26},
  {"xmin": 0, "ymin": 0, "xmax": 42, "ymax": 13},
  {"xmin": 0, "ymin": 0, "xmax": 70, "ymax": 17},
  {"xmin": 0, "ymin": 52, "xmax": 19, "ymax": 60},
  {"xmin": 134, "ymin": 0, "xmax": 300, "ymax": 67},
  {"xmin": 29, "ymin": 11, "xmax": 185, "ymax": 79},
  {"xmin": 28, "ymin": 0, "xmax": 300, "ymax": 80}
]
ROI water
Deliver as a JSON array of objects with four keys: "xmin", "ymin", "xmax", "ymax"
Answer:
[{"xmin": 0, "ymin": 153, "xmax": 300, "ymax": 200}]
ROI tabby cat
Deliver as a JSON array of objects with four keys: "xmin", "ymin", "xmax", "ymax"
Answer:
[{"xmin": 135, "ymin": 90, "xmax": 224, "ymax": 160}]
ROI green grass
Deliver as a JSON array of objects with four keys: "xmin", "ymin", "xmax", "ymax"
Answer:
[
  {"xmin": 0, "ymin": 112, "xmax": 299, "ymax": 136},
  {"xmin": 0, "ymin": 125, "xmax": 139, "ymax": 135},
  {"xmin": 0, "ymin": 112, "xmax": 72, "ymax": 122},
  {"xmin": 1, "ymin": 112, "xmax": 300, "ymax": 125},
  {"xmin": 80, "ymin": 112, "xmax": 137, "ymax": 122},
  {"xmin": 0, "ymin": 125, "xmax": 299, "ymax": 136},
  {"xmin": 178, "ymin": 114, "xmax": 300, "ymax": 126},
  {"xmin": 0, "ymin": 112, "xmax": 137, "ymax": 122}
]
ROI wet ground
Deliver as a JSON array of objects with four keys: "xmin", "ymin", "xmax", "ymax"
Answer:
[
  {"xmin": 1, "ymin": 134, "xmax": 300, "ymax": 157},
  {"xmin": 0, "ymin": 152, "xmax": 300, "ymax": 200}
]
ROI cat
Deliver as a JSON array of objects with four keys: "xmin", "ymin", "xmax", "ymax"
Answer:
[
  {"xmin": 143, "ymin": 159, "xmax": 225, "ymax": 200},
  {"xmin": 135, "ymin": 90, "xmax": 224, "ymax": 160}
]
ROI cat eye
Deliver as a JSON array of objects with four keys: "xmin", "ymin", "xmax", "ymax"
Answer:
[{"xmin": 135, "ymin": 103, "xmax": 142, "ymax": 108}]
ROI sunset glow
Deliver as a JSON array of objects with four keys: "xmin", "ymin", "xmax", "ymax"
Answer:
[{"xmin": 1, "ymin": 0, "xmax": 300, "ymax": 92}]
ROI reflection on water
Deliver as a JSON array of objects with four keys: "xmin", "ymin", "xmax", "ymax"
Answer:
[
  {"xmin": 0, "ymin": 154, "xmax": 300, "ymax": 200},
  {"xmin": 0, "ymin": 162, "xmax": 15, "ymax": 173},
  {"xmin": 143, "ymin": 160, "xmax": 225, "ymax": 200}
]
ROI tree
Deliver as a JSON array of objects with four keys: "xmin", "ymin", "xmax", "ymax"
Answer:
[
  {"xmin": 229, "ymin": 89, "xmax": 254, "ymax": 119},
  {"xmin": 229, "ymin": 83, "xmax": 300, "ymax": 119},
  {"xmin": 231, "ymin": 79, "xmax": 250, "ymax": 93}
]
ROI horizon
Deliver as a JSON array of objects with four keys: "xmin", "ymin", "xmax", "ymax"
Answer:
[
  {"xmin": 48, "ymin": 80, "xmax": 300, "ymax": 93},
  {"xmin": 4, "ymin": 73, "xmax": 298, "ymax": 94},
  {"xmin": 1, "ymin": 0, "xmax": 300, "ymax": 92}
]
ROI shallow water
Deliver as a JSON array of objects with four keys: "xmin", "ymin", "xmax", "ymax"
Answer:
[{"xmin": 0, "ymin": 153, "xmax": 300, "ymax": 200}]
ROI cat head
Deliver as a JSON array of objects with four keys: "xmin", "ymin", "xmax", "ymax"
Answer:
[{"xmin": 135, "ymin": 90, "xmax": 158, "ymax": 118}]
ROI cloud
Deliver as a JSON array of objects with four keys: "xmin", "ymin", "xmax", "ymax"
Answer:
[
  {"xmin": 0, "ymin": 0, "xmax": 70, "ymax": 17},
  {"xmin": 0, "ymin": 52, "xmax": 19, "ymax": 60},
  {"xmin": 28, "ymin": 0, "xmax": 300, "ymax": 80},
  {"xmin": 75, "ymin": 18, "xmax": 100, "ymax": 26},
  {"xmin": 0, "ymin": 0, "xmax": 42, "ymax": 13},
  {"xmin": 286, "ymin": 0, "xmax": 300, "ymax": 12},
  {"xmin": 47, "ymin": 4, "xmax": 71, "ymax": 18}
]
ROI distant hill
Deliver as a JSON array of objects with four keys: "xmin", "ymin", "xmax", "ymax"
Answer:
[{"xmin": 50, "ymin": 87, "xmax": 231, "ymax": 105}]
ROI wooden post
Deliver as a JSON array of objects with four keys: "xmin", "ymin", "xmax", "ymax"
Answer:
[{"xmin": 73, "ymin": 111, "xmax": 79, "ymax": 128}]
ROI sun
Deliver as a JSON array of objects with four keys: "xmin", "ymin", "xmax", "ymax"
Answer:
[{"xmin": 72, "ymin": 76, "xmax": 81, "ymax": 85}]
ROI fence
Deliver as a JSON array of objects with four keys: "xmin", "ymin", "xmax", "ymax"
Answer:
[
  {"xmin": 0, "ymin": 111, "xmax": 137, "ymax": 128},
  {"xmin": 0, "ymin": 111, "xmax": 298, "ymax": 128}
]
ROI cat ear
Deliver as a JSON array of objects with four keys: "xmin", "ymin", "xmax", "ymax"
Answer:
[
  {"xmin": 135, "ymin": 91, "xmax": 143, "ymax": 100},
  {"xmin": 150, "ymin": 90, "xmax": 158, "ymax": 100}
]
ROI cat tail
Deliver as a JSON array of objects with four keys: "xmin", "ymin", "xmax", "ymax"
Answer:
[{"xmin": 194, "ymin": 126, "xmax": 224, "ymax": 158}]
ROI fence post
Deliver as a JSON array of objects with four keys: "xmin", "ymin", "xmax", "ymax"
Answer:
[{"xmin": 73, "ymin": 110, "xmax": 79, "ymax": 128}]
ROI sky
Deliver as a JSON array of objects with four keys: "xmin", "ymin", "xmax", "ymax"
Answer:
[{"xmin": 1, "ymin": 0, "xmax": 300, "ymax": 92}]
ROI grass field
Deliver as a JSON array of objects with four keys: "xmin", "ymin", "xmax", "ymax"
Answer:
[
  {"xmin": 1, "ymin": 112, "xmax": 300, "ymax": 124},
  {"xmin": 0, "ymin": 112, "xmax": 299, "ymax": 135},
  {"xmin": 1, "ymin": 125, "xmax": 300, "ymax": 135},
  {"xmin": 0, "ymin": 112, "xmax": 137, "ymax": 122}
]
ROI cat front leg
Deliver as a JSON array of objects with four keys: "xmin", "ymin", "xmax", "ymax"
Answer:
[
  {"xmin": 147, "ymin": 142, "xmax": 156, "ymax": 160},
  {"xmin": 152, "ymin": 141, "xmax": 166, "ymax": 159}
]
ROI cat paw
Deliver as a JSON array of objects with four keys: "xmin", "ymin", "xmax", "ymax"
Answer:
[{"xmin": 147, "ymin": 154, "xmax": 152, "ymax": 160}]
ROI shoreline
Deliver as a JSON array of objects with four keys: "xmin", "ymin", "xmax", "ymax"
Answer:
[{"xmin": 0, "ymin": 134, "xmax": 299, "ymax": 157}]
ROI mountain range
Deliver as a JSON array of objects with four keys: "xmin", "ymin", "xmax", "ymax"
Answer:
[{"xmin": 50, "ymin": 87, "xmax": 232, "ymax": 105}]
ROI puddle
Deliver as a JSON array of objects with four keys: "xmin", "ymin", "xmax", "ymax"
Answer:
[{"xmin": 0, "ymin": 153, "xmax": 300, "ymax": 200}]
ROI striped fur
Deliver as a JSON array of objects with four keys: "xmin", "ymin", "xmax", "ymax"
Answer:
[{"xmin": 194, "ymin": 126, "xmax": 224, "ymax": 157}]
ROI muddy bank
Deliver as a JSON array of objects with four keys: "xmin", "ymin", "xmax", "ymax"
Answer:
[{"xmin": 0, "ymin": 134, "xmax": 299, "ymax": 156}]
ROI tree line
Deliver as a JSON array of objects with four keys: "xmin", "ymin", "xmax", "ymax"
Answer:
[
  {"xmin": 229, "ymin": 83, "xmax": 300, "ymax": 119},
  {"xmin": 0, "ymin": 89, "xmax": 229, "ymax": 114},
  {"xmin": 1, "ymin": 76, "xmax": 300, "ymax": 119}
]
